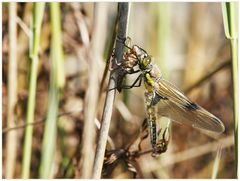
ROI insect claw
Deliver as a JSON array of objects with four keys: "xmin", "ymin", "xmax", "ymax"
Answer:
[
  {"xmin": 109, "ymin": 65, "xmax": 117, "ymax": 72},
  {"xmin": 115, "ymin": 60, "xmax": 122, "ymax": 67},
  {"xmin": 109, "ymin": 58, "xmax": 122, "ymax": 72}
]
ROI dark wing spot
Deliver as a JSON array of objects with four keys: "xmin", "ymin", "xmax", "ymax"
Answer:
[{"xmin": 184, "ymin": 102, "xmax": 199, "ymax": 110}]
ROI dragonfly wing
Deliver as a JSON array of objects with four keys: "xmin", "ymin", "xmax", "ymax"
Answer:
[{"xmin": 155, "ymin": 79, "xmax": 225, "ymax": 134}]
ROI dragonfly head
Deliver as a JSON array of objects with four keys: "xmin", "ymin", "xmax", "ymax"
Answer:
[
  {"xmin": 132, "ymin": 45, "xmax": 153, "ymax": 71},
  {"xmin": 139, "ymin": 55, "xmax": 153, "ymax": 72}
]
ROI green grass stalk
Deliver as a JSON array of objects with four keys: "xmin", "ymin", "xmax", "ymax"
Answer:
[
  {"xmin": 21, "ymin": 2, "xmax": 45, "ymax": 178},
  {"xmin": 222, "ymin": 2, "xmax": 238, "ymax": 177},
  {"xmin": 231, "ymin": 38, "xmax": 238, "ymax": 177},
  {"xmin": 39, "ymin": 2, "xmax": 64, "ymax": 178}
]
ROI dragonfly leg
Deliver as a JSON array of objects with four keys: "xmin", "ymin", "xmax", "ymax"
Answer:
[
  {"xmin": 109, "ymin": 64, "xmax": 121, "ymax": 73},
  {"xmin": 121, "ymin": 74, "xmax": 143, "ymax": 89},
  {"xmin": 109, "ymin": 57, "xmax": 122, "ymax": 71},
  {"xmin": 108, "ymin": 72, "xmax": 142, "ymax": 91},
  {"xmin": 124, "ymin": 69, "xmax": 140, "ymax": 75}
]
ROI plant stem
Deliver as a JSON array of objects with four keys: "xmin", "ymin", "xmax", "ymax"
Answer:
[
  {"xmin": 231, "ymin": 38, "xmax": 238, "ymax": 176},
  {"xmin": 21, "ymin": 2, "xmax": 45, "ymax": 178},
  {"xmin": 80, "ymin": 3, "xmax": 107, "ymax": 178},
  {"xmin": 6, "ymin": 2, "xmax": 18, "ymax": 178},
  {"xmin": 39, "ymin": 2, "xmax": 64, "ymax": 178},
  {"xmin": 91, "ymin": 3, "xmax": 130, "ymax": 178},
  {"xmin": 99, "ymin": 14, "xmax": 118, "ymax": 97},
  {"xmin": 222, "ymin": 2, "xmax": 238, "ymax": 177}
]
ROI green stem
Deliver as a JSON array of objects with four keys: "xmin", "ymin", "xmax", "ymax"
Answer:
[
  {"xmin": 222, "ymin": 2, "xmax": 238, "ymax": 177},
  {"xmin": 39, "ymin": 2, "xmax": 64, "ymax": 178},
  {"xmin": 231, "ymin": 39, "xmax": 238, "ymax": 176},
  {"xmin": 21, "ymin": 2, "xmax": 45, "ymax": 178}
]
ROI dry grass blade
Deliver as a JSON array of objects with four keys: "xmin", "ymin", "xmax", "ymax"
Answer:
[
  {"xmin": 79, "ymin": 3, "xmax": 108, "ymax": 178},
  {"xmin": 211, "ymin": 144, "xmax": 223, "ymax": 178}
]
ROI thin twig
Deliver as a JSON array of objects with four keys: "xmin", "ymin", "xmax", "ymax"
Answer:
[
  {"xmin": 3, "ymin": 120, "xmax": 43, "ymax": 134},
  {"xmin": 2, "ymin": 111, "xmax": 80, "ymax": 134},
  {"xmin": 184, "ymin": 60, "xmax": 231, "ymax": 93},
  {"xmin": 92, "ymin": 3, "xmax": 130, "ymax": 179},
  {"xmin": 16, "ymin": 16, "xmax": 31, "ymax": 38}
]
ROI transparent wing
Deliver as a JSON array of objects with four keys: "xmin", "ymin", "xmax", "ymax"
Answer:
[{"xmin": 155, "ymin": 79, "xmax": 225, "ymax": 134}]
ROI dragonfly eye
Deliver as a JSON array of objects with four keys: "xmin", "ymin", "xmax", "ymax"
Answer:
[
  {"xmin": 142, "ymin": 56, "xmax": 151, "ymax": 67},
  {"xmin": 139, "ymin": 56, "xmax": 152, "ymax": 71}
]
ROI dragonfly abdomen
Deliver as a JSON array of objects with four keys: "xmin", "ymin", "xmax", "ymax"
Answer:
[{"xmin": 149, "ymin": 119, "xmax": 157, "ymax": 148}]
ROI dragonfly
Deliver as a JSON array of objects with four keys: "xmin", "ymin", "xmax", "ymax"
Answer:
[{"xmin": 115, "ymin": 38, "xmax": 225, "ymax": 155}]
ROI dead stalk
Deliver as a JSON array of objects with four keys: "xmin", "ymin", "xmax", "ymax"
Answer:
[
  {"xmin": 5, "ymin": 2, "xmax": 18, "ymax": 178},
  {"xmin": 91, "ymin": 3, "xmax": 130, "ymax": 178},
  {"xmin": 80, "ymin": 3, "xmax": 108, "ymax": 178}
]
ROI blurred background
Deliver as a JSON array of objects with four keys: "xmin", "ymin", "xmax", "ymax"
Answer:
[{"xmin": 2, "ymin": 2, "xmax": 235, "ymax": 178}]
